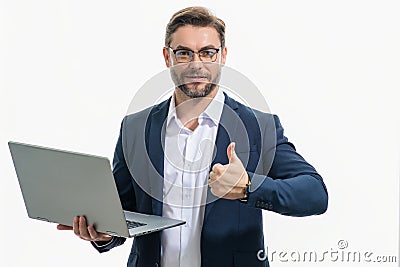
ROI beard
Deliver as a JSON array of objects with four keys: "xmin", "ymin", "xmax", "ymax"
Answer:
[
  {"xmin": 178, "ymin": 82, "xmax": 217, "ymax": 98},
  {"xmin": 171, "ymin": 67, "xmax": 221, "ymax": 98}
]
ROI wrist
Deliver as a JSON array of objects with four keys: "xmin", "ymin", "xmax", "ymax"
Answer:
[{"xmin": 239, "ymin": 173, "xmax": 251, "ymax": 202}]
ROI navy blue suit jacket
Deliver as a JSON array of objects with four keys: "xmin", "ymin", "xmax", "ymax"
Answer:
[{"xmin": 93, "ymin": 93, "xmax": 328, "ymax": 267}]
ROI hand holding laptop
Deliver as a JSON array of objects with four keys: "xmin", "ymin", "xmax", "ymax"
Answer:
[{"xmin": 57, "ymin": 215, "xmax": 113, "ymax": 242}]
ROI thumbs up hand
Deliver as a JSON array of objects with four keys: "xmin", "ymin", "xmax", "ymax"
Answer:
[{"xmin": 209, "ymin": 142, "xmax": 250, "ymax": 199}]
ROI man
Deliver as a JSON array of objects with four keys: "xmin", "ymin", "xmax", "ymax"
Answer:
[{"xmin": 58, "ymin": 6, "xmax": 328, "ymax": 267}]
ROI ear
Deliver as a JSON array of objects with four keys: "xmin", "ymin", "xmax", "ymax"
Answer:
[
  {"xmin": 163, "ymin": 47, "xmax": 171, "ymax": 68},
  {"xmin": 221, "ymin": 46, "xmax": 227, "ymax": 66}
]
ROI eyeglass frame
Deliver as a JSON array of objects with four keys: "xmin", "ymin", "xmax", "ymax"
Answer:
[{"xmin": 166, "ymin": 45, "xmax": 222, "ymax": 63}]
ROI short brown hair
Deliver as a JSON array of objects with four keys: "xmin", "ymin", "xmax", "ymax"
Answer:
[{"xmin": 165, "ymin": 6, "xmax": 226, "ymax": 48}]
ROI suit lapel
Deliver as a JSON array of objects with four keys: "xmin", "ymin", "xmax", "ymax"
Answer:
[
  {"xmin": 204, "ymin": 94, "xmax": 240, "ymax": 222},
  {"xmin": 147, "ymin": 99, "xmax": 170, "ymax": 216}
]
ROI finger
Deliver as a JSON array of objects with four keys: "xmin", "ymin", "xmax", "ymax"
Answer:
[
  {"xmin": 210, "ymin": 184, "xmax": 228, "ymax": 198},
  {"xmin": 57, "ymin": 224, "xmax": 73, "ymax": 231},
  {"xmin": 88, "ymin": 226, "xmax": 112, "ymax": 241},
  {"xmin": 208, "ymin": 178, "xmax": 215, "ymax": 187},
  {"xmin": 227, "ymin": 142, "xmax": 236, "ymax": 163},
  {"xmin": 87, "ymin": 225, "xmax": 99, "ymax": 240},
  {"xmin": 79, "ymin": 216, "xmax": 91, "ymax": 240},
  {"xmin": 208, "ymin": 171, "xmax": 223, "ymax": 185},
  {"xmin": 214, "ymin": 178, "xmax": 236, "ymax": 188},
  {"xmin": 211, "ymin": 163, "xmax": 224, "ymax": 174},
  {"xmin": 215, "ymin": 186, "xmax": 244, "ymax": 200},
  {"xmin": 209, "ymin": 170, "xmax": 218, "ymax": 182},
  {"xmin": 73, "ymin": 216, "xmax": 80, "ymax": 236},
  {"xmin": 208, "ymin": 177, "xmax": 233, "ymax": 189},
  {"xmin": 210, "ymin": 186, "xmax": 219, "ymax": 197}
]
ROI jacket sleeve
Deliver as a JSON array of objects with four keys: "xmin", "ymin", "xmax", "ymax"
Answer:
[
  {"xmin": 92, "ymin": 118, "xmax": 136, "ymax": 252},
  {"xmin": 246, "ymin": 115, "xmax": 328, "ymax": 216}
]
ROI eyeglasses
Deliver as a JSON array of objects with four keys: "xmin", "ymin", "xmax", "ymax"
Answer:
[{"xmin": 167, "ymin": 46, "xmax": 221, "ymax": 63}]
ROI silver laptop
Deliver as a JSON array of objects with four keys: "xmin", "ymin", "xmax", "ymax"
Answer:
[{"xmin": 8, "ymin": 141, "xmax": 185, "ymax": 238}]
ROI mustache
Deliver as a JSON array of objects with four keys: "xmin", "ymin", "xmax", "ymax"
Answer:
[{"xmin": 181, "ymin": 70, "xmax": 211, "ymax": 79}]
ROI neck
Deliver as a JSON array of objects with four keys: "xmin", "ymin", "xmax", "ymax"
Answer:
[{"xmin": 173, "ymin": 87, "xmax": 219, "ymax": 131}]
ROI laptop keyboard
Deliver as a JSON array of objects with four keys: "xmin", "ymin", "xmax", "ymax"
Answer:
[{"xmin": 126, "ymin": 220, "xmax": 147, "ymax": 229}]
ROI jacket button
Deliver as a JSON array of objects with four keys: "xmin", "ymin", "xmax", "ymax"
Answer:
[{"xmin": 154, "ymin": 263, "xmax": 159, "ymax": 267}]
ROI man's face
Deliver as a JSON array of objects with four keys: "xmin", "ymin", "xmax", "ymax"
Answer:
[{"xmin": 164, "ymin": 25, "xmax": 227, "ymax": 98}]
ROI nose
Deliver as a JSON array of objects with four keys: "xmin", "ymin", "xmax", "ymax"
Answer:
[
  {"xmin": 189, "ymin": 52, "xmax": 203, "ymax": 69},
  {"xmin": 192, "ymin": 51, "xmax": 202, "ymax": 62}
]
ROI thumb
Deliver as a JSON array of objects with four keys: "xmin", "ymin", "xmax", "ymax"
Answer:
[{"xmin": 227, "ymin": 142, "xmax": 237, "ymax": 163}]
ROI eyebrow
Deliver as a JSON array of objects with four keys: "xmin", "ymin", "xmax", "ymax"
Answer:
[{"xmin": 174, "ymin": 45, "xmax": 219, "ymax": 50}]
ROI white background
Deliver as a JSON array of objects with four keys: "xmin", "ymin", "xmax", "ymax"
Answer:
[{"xmin": 1, "ymin": 0, "xmax": 399, "ymax": 266}]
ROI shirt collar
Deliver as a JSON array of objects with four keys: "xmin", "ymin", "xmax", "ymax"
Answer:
[{"xmin": 166, "ymin": 88, "xmax": 225, "ymax": 128}]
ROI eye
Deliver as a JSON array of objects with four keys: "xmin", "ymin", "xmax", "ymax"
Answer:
[
  {"xmin": 199, "ymin": 49, "xmax": 216, "ymax": 57},
  {"xmin": 175, "ymin": 50, "xmax": 191, "ymax": 57}
]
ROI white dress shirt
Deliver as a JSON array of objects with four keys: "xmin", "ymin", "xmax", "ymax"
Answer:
[{"xmin": 161, "ymin": 88, "xmax": 225, "ymax": 267}]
